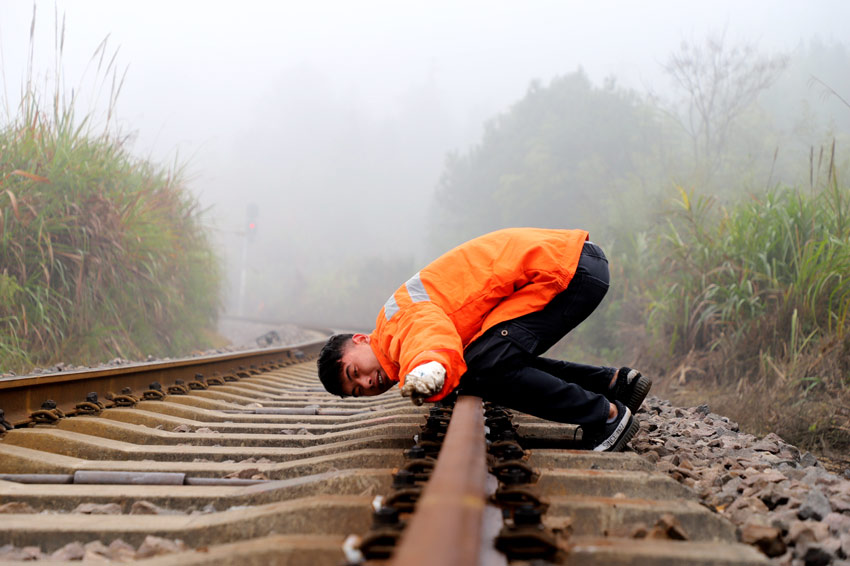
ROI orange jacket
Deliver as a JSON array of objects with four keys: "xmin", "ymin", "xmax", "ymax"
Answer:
[{"xmin": 369, "ymin": 227, "xmax": 589, "ymax": 401}]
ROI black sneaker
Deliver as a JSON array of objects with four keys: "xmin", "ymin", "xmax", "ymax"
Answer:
[
  {"xmin": 584, "ymin": 400, "xmax": 639, "ymax": 452},
  {"xmin": 612, "ymin": 367, "xmax": 652, "ymax": 414}
]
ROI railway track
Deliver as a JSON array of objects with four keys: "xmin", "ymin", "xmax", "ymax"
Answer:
[{"xmin": 0, "ymin": 339, "xmax": 769, "ymax": 564}]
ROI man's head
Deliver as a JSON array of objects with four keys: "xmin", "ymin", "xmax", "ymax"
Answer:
[{"xmin": 317, "ymin": 333, "xmax": 394, "ymax": 397}]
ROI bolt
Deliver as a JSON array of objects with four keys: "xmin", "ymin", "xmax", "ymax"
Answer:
[
  {"xmin": 392, "ymin": 469, "xmax": 417, "ymax": 488},
  {"xmin": 86, "ymin": 392, "xmax": 98, "ymax": 403},
  {"xmin": 419, "ymin": 429, "xmax": 444, "ymax": 443},
  {"xmin": 150, "ymin": 382, "xmax": 162, "ymax": 391},
  {"xmin": 493, "ymin": 443, "xmax": 525, "ymax": 461},
  {"xmin": 486, "ymin": 408, "xmax": 509, "ymax": 420},
  {"xmin": 429, "ymin": 407, "xmax": 451, "ymax": 417},
  {"xmin": 500, "ymin": 467, "xmax": 528, "ymax": 486},
  {"xmin": 490, "ymin": 428, "xmax": 517, "ymax": 442},
  {"xmin": 513, "ymin": 504, "xmax": 542, "ymax": 526},
  {"xmin": 486, "ymin": 416, "xmax": 513, "ymax": 432},
  {"xmin": 41, "ymin": 399, "xmax": 57, "ymax": 410},
  {"xmin": 372, "ymin": 505, "xmax": 400, "ymax": 527},
  {"xmin": 425, "ymin": 416, "xmax": 448, "ymax": 430},
  {"xmin": 404, "ymin": 445, "xmax": 426, "ymax": 460}
]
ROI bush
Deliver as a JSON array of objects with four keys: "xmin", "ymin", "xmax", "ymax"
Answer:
[
  {"xmin": 642, "ymin": 151, "xmax": 850, "ymax": 450},
  {"xmin": 653, "ymin": 161, "xmax": 850, "ymax": 367},
  {"xmin": 1, "ymin": 40, "xmax": 221, "ymax": 373}
]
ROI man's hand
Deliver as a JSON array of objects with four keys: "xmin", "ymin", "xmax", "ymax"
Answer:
[{"xmin": 400, "ymin": 361, "xmax": 446, "ymax": 404}]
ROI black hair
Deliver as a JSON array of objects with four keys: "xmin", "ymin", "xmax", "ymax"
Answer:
[{"xmin": 317, "ymin": 333, "xmax": 354, "ymax": 397}]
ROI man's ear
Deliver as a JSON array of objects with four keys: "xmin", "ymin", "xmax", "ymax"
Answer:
[{"xmin": 351, "ymin": 333, "xmax": 370, "ymax": 345}]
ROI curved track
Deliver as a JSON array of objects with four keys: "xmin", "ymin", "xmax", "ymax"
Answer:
[{"xmin": 0, "ymin": 342, "xmax": 768, "ymax": 564}]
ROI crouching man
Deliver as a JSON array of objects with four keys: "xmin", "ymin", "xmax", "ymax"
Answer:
[{"xmin": 317, "ymin": 227, "xmax": 651, "ymax": 452}]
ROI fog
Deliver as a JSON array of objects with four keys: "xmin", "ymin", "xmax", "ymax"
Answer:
[{"xmin": 2, "ymin": 0, "xmax": 848, "ymax": 329}]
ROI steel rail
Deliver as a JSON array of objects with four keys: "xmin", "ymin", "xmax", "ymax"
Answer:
[
  {"xmin": 0, "ymin": 339, "xmax": 326, "ymax": 427},
  {"xmin": 0, "ymin": 356, "xmax": 773, "ymax": 564},
  {"xmin": 390, "ymin": 395, "xmax": 487, "ymax": 566}
]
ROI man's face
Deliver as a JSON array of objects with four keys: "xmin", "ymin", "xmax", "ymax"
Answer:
[{"xmin": 339, "ymin": 333, "xmax": 393, "ymax": 397}]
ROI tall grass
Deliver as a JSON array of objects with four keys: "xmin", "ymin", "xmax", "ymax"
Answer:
[
  {"xmin": 0, "ymin": 12, "xmax": 222, "ymax": 373},
  {"xmin": 642, "ymin": 148, "xmax": 850, "ymax": 449},
  {"xmin": 655, "ymin": 152, "xmax": 849, "ymax": 361}
]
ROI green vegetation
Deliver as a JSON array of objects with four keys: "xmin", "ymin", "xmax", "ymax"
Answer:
[
  {"xmin": 643, "ymin": 157, "xmax": 850, "ymax": 450},
  {"xmin": 1, "ymin": 33, "xmax": 222, "ymax": 373},
  {"xmin": 654, "ymin": 157, "xmax": 849, "ymax": 361},
  {"xmin": 427, "ymin": 36, "xmax": 850, "ymax": 452},
  {"xmin": 429, "ymin": 70, "xmax": 667, "ymax": 255}
]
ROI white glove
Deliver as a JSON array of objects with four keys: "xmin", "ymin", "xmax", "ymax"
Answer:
[{"xmin": 400, "ymin": 361, "xmax": 446, "ymax": 402}]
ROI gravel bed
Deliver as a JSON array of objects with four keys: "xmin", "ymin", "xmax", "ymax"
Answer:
[
  {"xmin": 3, "ymin": 395, "xmax": 847, "ymax": 562},
  {"xmin": 634, "ymin": 396, "xmax": 850, "ymax": 565}
]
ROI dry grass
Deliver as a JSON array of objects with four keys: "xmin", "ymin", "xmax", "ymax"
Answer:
[
  {"xmin": 1, "ymin": 11, "xmax": 222, "ymax": 373},
  {"xmin": 645, "ymin": 329, "xmax": 850, "ymax": 454}
]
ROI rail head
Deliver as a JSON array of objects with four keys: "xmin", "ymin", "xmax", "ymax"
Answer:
[
  {"xmin": 390, "ymin": 395, "xmax": 487, "ymax": 566},
  {"xmin": 0, "ymin": 339, "xmax": 326, "ymax": 427}
]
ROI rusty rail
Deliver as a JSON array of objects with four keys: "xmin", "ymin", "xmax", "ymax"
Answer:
[
  {"xmin": 390, "ymin": 395, "xmax": 487, "ymax": 566},
  {"xmin": 0, "ymin": 340, "xmax": 326, "ymax": 427},
  {"xmin": 0, "ymin": 353, "xmax": 772, "ymax": 564}
]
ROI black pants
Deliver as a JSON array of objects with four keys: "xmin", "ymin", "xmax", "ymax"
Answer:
[{"xmin": 459, "ymin": 242, "xmax": 614, "ymax": 426}]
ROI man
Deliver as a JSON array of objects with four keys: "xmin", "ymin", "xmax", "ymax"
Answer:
[{"xmin": 317, "ymin": 228, "xmax": 651, "ymax": 452}]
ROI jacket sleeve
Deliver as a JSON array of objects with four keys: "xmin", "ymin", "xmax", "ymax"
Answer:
[{"xmin": 389, "ymin": 302, "xmax": 467, "ymax": 402}]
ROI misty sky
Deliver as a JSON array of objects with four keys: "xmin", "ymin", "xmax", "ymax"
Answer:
[{"xmin": 2, "ymin": 0, "xmax": 848, "ymax": 317}]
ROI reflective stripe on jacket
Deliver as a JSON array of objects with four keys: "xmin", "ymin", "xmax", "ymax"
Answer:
[{"xmin": 368, "ymin": 227, "xmax": 590, "ymax": 402}]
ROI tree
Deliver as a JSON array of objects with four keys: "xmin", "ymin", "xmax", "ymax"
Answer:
[
  {"xmin": 664, "ymin": 32, "xmax": 788, "ymax": 180},
  {"xmin": 428, "ymin": 70, "xmax": 666, "ymax": 254}
]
